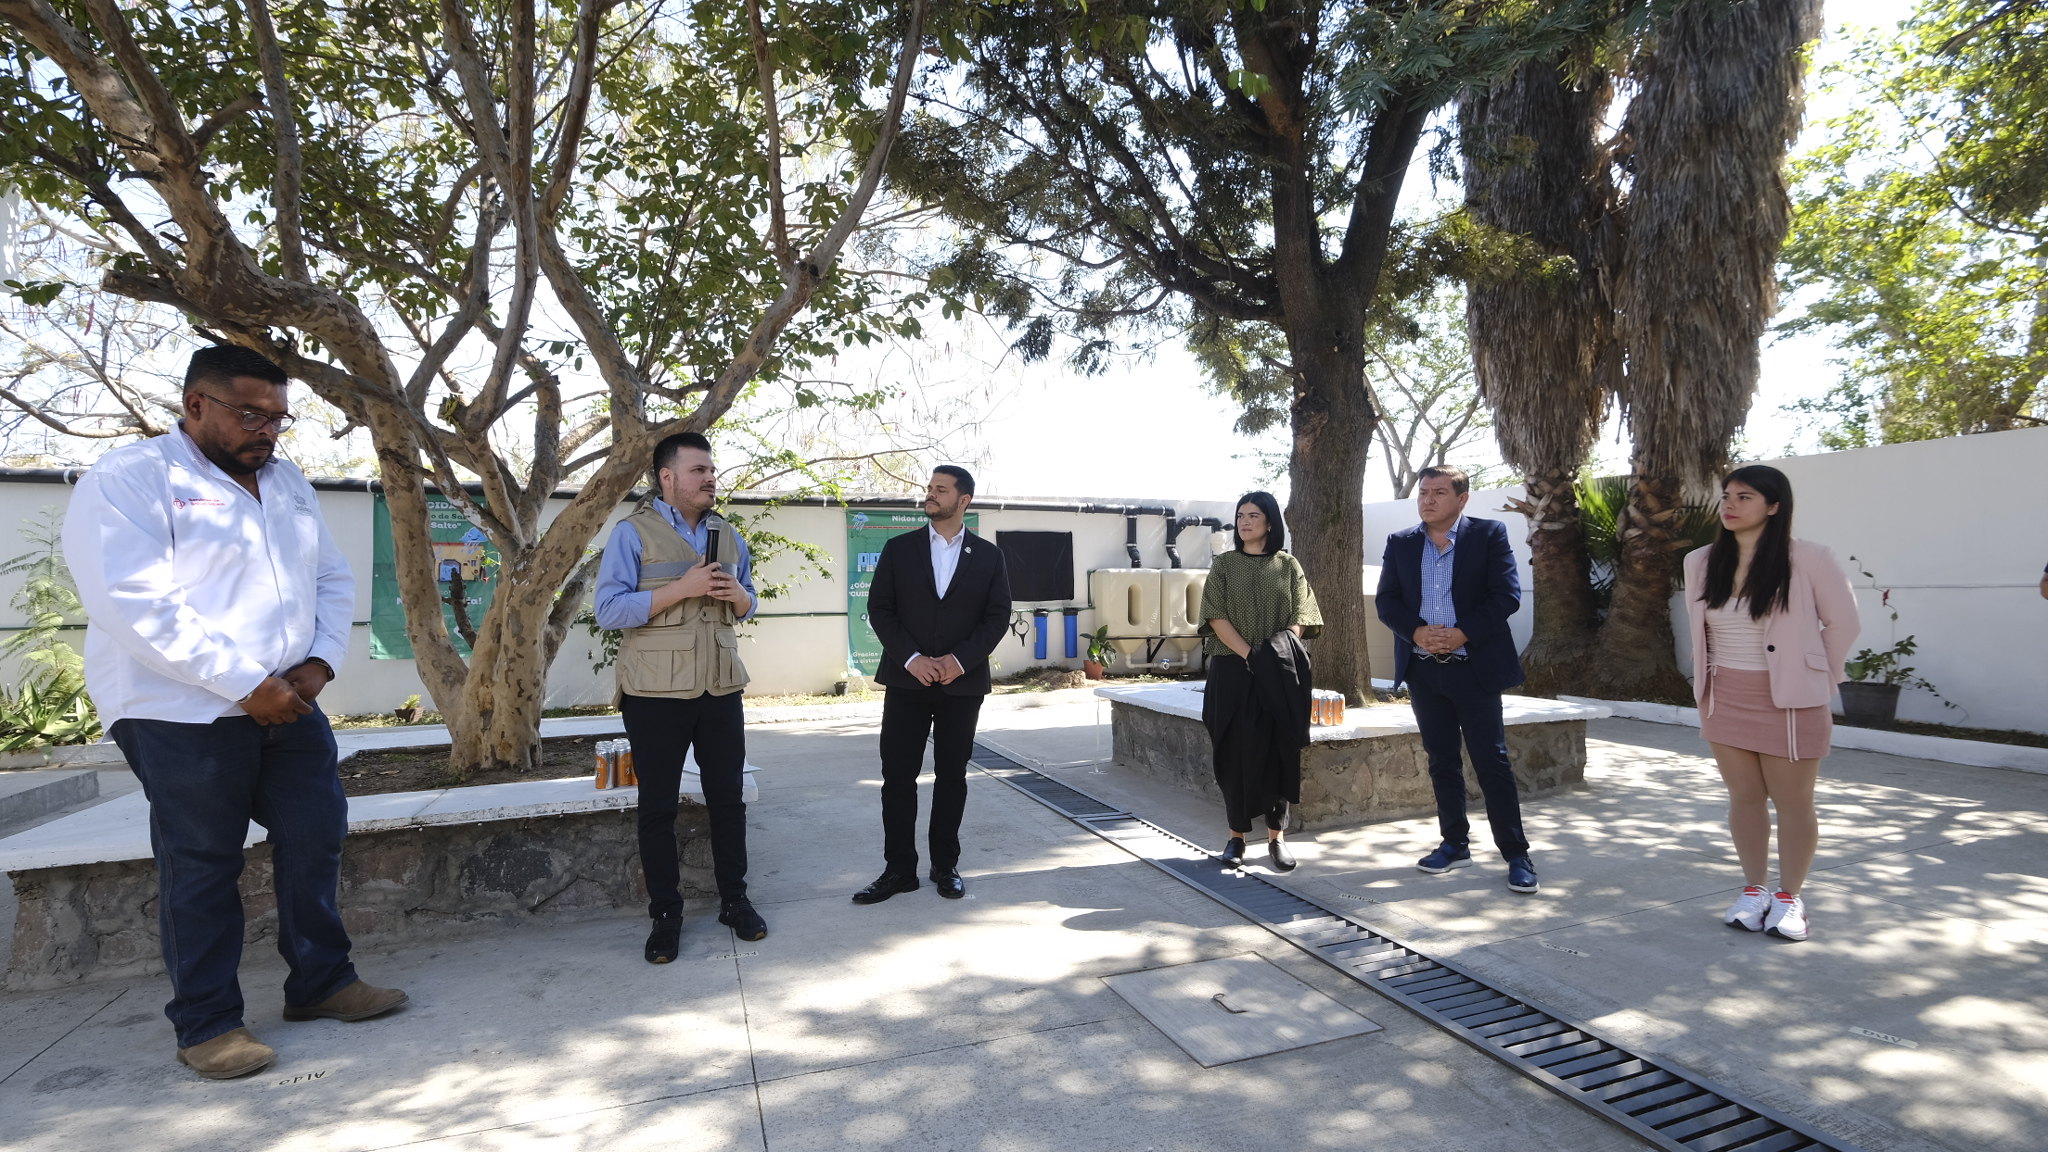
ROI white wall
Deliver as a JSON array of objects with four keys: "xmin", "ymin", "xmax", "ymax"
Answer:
[
  {"xmin": 0, "ymin": 471, "xmax": 1235, "ymax": 716},
  {"xmin": 1362, "ymin": 427, "xmax": 2048, "ymax": 734}
]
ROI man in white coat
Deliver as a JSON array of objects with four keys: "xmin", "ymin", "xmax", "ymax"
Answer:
[{"xmin": 65, "ymin": 345, "xmax": 405, "ymax": 1080}]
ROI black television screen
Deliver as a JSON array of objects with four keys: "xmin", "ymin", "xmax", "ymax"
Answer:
[{"xmin": 995, "ymin": 531, "xmax": 1075, "ymax": 603}]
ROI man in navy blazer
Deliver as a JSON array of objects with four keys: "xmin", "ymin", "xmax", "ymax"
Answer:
[
  {"xmin": 853, "ymin": 465, "xmax": 1013, "ymax": 904},
  {"xmin": 1376, "ymin": 466, "xmax": 1539, "ymax": 894}
]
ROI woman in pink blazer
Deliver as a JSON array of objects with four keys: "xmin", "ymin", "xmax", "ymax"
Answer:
[{"xmin": 1681, "ymin": 465, "xmax": 1859, "ymax": 942}]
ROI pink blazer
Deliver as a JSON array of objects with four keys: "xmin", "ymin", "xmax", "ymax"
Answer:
[{"xmin": 1682, "ymin": 538, "xmax": 1860, "ymax": 710}]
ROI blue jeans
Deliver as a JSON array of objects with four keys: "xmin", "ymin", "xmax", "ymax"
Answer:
[
  {"xmin": 1405, "ymin": 658, "xmax": 1530, "ymax": 859},
  {"xmin": 111, "ymin": 710, "xmax": 357, "ymax": 1048}
]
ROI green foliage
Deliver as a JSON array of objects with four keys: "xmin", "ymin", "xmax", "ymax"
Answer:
[
  {"xmin": 1779, "ymin": 1, "xmax": 2048, "ymax": 446},
  {"xmin": 1085, "ymin": 624, "xmax": 1116, "ymax": 666},
  {"xmin": 0, "ymin": 675, "xmax": 100, "ymax": 753},
  {"xmin": 1841, "ymin": 553, "xmax": 1957, "ymax": 707},
  {"xmin": 1575, "ymin": 475, "xmax": 1718, "ymax": 614},
  {"xmin": 0, "ymin": 0, "xmax": 940, "ymax": 426},
  {"xmin": 892, "ymin": 0, "xmax": 1626, "ymax": 377},
  {"xmin": 0, "ymin": 507, "xmax": 100, "ymax": 750},
  {"xmin": 1843, "ymin": 635, "xmax": 1935, "ymax": 690}
]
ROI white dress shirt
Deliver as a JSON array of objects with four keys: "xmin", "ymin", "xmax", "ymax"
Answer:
[
  {"xmin": 64, "ymin": 425, "xmax": 355, "ymax": 725},
  {"xmin": 904, "ymin": 522, "xmax": 968, "ymax": 671},
  {"xmin": 928, "ymin": 522, "xmax": 966, "ymax": 597}
]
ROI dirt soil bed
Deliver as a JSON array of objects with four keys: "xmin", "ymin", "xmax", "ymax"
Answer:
[{"xmin": 341, "ymin": 736, "xmax": 605, "ymax": 797}]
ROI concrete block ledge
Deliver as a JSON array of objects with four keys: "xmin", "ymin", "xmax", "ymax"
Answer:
[
  {"xmin": 1559, "ymin": 695, "xmax": 2048, "ymax": 776},
  {"xmin": 0, "ymin": 770, "xmax": 758, "ymax": 875},
  {"xmin": 3, "ymin": 771, "xmax": 757, "ymax": 989},
  {"xmin": 1097, "ymin": 682, "xmax": 1602, "ymax": 828},
  {"xmin": 0, "ymin": 770, "xmax": 99, "ymax": 830},
  {"xmin": 1094, "ymin": 681, "xmax": 1611, "ymax": 734}
]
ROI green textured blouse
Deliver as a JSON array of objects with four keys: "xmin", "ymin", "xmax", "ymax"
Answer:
[{"xmin": 1199, "ymin": 549, "xmax": 1324, "ymax": 657}]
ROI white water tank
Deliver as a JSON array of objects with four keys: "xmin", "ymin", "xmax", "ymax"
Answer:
[
  {"xmin": 1159, "ymin": 569, "xmax": 1207, "ymax": 636},
  {"xmin": 1089, "ymin": 569, "xmax": 1161, "ymax": 638}
]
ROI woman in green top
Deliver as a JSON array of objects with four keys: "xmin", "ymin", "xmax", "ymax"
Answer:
[{"xmin": 1200, "ymin": 491, "xmax": 1323, "ymax": 871}]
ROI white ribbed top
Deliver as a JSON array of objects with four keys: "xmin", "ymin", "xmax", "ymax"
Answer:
[{"xmin": 1705, "ymin": 600, "xmax": 1769, "ymax": 671}]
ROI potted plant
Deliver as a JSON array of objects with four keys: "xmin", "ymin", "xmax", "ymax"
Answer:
[
  {"xmin": 1839, "ymin": 638, "xmax": 1938, "ymax": 727},
  {"xmin": 1084, "ymin": 625, "xmax": 1115, "ymax": 680},
  {"xmin": 393, "ymin": 693, "xmax": 424, "ymax": 723},
  {"xmin": 1837, "ymin": 555, "xmax": 1957, "ymax": 728}
]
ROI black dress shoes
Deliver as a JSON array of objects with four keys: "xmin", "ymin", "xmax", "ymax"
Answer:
[
  {"xmin": 718, "ymin": 898, "xmax": 768, "ymax": 941},
  {"xmin": 1220, "ymin": 836, "xmax": 1247, "ymax": 865},
  {"xmin": 644, "ymin": 914, "xmax": 682, "ymax": 964},
  {"xmin": 851, "ymin": 871, "xmax": 919, "ymax": 904},
  {"xmin": 931, "ymin": 869, "xmax": 965, "ymax": 899},
  {"xmin": 1268, "ymin": 837, "xmax": 1297, "ymax": 871}
]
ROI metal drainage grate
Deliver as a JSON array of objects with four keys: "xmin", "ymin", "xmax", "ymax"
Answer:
[{"xmin": 971, "ymin": 742, "xmax": 1863, "ymax": 1152}]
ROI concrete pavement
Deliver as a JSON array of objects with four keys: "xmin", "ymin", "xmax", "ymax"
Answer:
[{"xmin": 1, "ymin": 691, "xmax": 2041, "ymax": 1151}]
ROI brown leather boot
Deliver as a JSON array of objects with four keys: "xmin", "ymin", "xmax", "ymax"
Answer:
[
  {"xmin": 282, "ymin": 980, "xmax": 410, "ymax": 1022},
  {"xmin": 176, "ymin": 1027, "xmax": 276, "ymax": 1080}
]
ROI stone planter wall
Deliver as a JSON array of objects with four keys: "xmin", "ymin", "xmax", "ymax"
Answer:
[
  {"xmin": 1109, "ymin": 702, "xmax": 1586, "ymax": 828},
  {"xmin": 6, "ymin": 805, "xmax": 710, "ymax": 991}
]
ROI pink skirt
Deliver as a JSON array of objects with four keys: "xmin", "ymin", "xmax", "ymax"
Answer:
[{"xmin": 1699, "ymin": 667, "xmax": 1832, "ymax": 761}]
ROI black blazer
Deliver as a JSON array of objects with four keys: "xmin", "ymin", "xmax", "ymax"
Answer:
[
  {"xmin": 868, "ymin": 526, "xmax": 1014, "ymax": 696},
  {"xmin": 1376, "ymin": 516, "xmax": 1525, "ymax": 693}
]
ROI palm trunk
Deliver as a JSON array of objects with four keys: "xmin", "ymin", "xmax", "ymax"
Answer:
[
  {"xmin": 1510, "ymin": 468, "xmax": 1600, "ymax": 693},
  {"xmin": 1590, "ymin": 471, "xmax": 1692, "ymax": 701}
]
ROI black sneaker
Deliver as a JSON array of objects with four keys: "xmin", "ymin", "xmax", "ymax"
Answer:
[
  {"xmin": 718, "ymin": 898, "xmax": 768, "ymax": 942},
  {"xmin": 644, "ymin": 914, "xmax": 682, "ymax": 964}
]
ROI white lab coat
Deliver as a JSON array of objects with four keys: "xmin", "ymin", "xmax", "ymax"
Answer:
[{"xmin": 64, "ymin": 425, "xmax": 354, "ymax": 726}]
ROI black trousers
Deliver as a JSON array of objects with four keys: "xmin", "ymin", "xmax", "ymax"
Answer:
[
  {"xmin": 621, "ymin": 691, "xmax": 747, "ymax": 916},
  {"xmin": 1205, "ymin": 653, "xmax": 1290, "ymax": 834},
  {"xmin": 1405, "ymin": 657, "xmax": 1529, "ymax": 858},
  {"xmin": 878, "ymin": 686, "xmax": 984, "ymax": 874}
]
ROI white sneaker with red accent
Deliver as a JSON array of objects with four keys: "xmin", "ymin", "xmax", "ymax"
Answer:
[
  {"xmin": 1764, "ymin": 891, "xmax": 1808, "ymax": 941},
  {"xmin": 1723, "ymin": 885, "xmax": 1771, "ymax": 932}
]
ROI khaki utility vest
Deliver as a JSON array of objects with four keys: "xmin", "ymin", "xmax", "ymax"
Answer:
[{"xmin": 614, "ymin": 503, "xmax": 748, "ymax": 700}]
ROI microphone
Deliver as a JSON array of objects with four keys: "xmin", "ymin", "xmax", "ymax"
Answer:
[{"xmin": 704, "ymin": 526, "xmax": 721, "ymax": 568}]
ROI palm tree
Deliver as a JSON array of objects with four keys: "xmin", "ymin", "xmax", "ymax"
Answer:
[
  {"xmin": 1459, "ymin": 51, "xmax": 1618, "ymax": 693},
  {"xmin": 1463, "ymin": 0, "xmax": 1823, "ymax": 700}
]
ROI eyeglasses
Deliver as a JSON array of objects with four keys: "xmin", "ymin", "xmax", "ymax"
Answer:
[{"xmin": 201, "ymin": 393, "xmax": 296, "ymax": 433}]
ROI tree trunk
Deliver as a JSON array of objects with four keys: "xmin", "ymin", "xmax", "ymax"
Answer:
[
  {"xmin": 1589, "ymin": 470, "xmax": 1692, "ymax": 702},
  {"xmin": 447, "ymin": 560, "xmax": 552, "ymax": 773},
  {"xmin": 1286, "ymin": 332, "xmax": 1375, "ymax": 704},
  {"xmin": 1510, "ymin": 468, "xmax": 1600, "ymax": 694}
]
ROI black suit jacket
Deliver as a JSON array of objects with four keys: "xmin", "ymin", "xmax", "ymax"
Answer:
[
  {"xmin": 1376, "ymin": 516, "xmax": 1525, "ymax": 693},
  {"xmin": 868, "ymin": 526, "xmax": 1013, "ymax": 696}
]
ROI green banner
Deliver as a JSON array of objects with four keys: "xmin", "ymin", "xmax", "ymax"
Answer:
[
  {"xmin": 370, "ymin": 493, "xmax": 500, "ymax": 659},
  {"xmin": 846, "ymin": 509, "xmax": 975, "ymax": 676}
]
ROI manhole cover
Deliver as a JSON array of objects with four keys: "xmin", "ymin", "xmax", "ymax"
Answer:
[{"xmin": 1103, "ymin": 952, "xmax": 1381, "ymax": 1067}]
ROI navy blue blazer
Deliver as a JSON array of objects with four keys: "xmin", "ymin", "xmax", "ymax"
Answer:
[{"xmin": 1375, "ymin": 516, "xmax": 1525, "ymax": 693}]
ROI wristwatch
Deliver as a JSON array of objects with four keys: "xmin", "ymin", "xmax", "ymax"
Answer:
[{"xmin": 302, "ymin": 656, "xmax": 336, "ymax": 681}]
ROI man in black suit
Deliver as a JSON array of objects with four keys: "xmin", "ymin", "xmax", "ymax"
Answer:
[
  {"xmin": 1375, "ymin": 465, "xmax": 1540, "ymax": 895},
  {"xmin": 853, "ymin": 465, "xmax": 1014, "ymax": 903}
]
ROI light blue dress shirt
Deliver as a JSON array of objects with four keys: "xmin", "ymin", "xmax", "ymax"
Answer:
[
  {"xmin": 1416, "ymin": 516, "xmax": 1468, "ymax": 657},
  {"xmin": 593, "ymin": 499, "xmax": 757, "ymax": 630}
]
